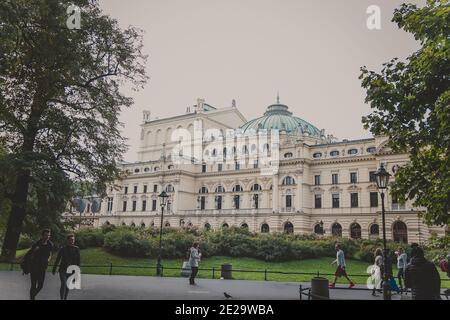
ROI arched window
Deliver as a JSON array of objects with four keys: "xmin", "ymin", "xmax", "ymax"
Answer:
[
  {"xmin": 144, "ymin": 167, "xmax": 150, "ymax": 172},
  {"xmin": 164, "ymin": 222, "xmax": 171, "ymax": 227},
  {"xmin": 222, "ymin": 223, "xmax": 229, "ymax": 229},
  {"xmin": 350, "ymin": 223, "xmax": 361, "ymax": 239},
  {"xmin": 199, "ymin": 186, "xmax": 209, "ymax": 194},
  {"xmin": 204, "ymin": 223, "xmax": 211, "ymax": 230},
  {"xmin": 212, "ymin": 148, "xmax": 217, "ymax": 156},
  {"xmin": 348, "ymin": 149, "xmax": 358, "ymax": 155},
  {"xmin": 261, "ymin": 223, "xmax": 270, "ymax": 233},
  {"xmin": 168, "ymin": 165, "xmax": 174, "ymax": 170},
  {"xmin": 263, "ymin": 143, "xmax": 270, "ymax": 154},
  {"xmin": 131, "ymin": 222, "xmax": 136, "ymax": 227},
  {"xmin": 134, "ymin": 168, "xmax": 140, "ymax": 173},
  {"xmin": 369, "ymin": 224, "xmax": 379, "ymax": 237},
  {"xmin": 284, "ymin": 152, "xmax": 293, "ymax": 158},
  {"xmin": 284, "ymin": 222, "xmax": 294, "ymax": 234},
  {"xmin": 282, "ymin": 176, "xmax": 295, "ymax": 185},
  {"xmin": 154, "ymin": 167, "xmax": 160, "ymax": 172},
  {"xmin": 251, "ymin": 184, "xmax": 261, "ymax": 191},
  {"xmin": 330, "ymin": 150, "xmax": 340, "ymax": 157},
  {"xmin": 233, "ymin": 185, "xmax": 243, "ymax": 192},
  {"xmin": 140, "ymin": 223, "xmax": 146, "ymax": 228},
  {"xmin": 314, "ymin": 224, "xmax": 324, "ymax": 235},
  {"xmin": 215, "ymin": 185, "xmax": 225, "ymax": 193},
  {"xmin": 313, "ymin": 152, "xmax": 322, "ymax": 159},
  {"xmin": 165, "ymin": 184, "xmax": 174, "ymax": 192},
  {"xmin": 332, "ymin": 223, "xmax": 342, "ymax": 237},
  {"xmin": 122, "ymin": 222, "xmax": 126, "ymax": 226},
  {"xmin": 393, "ymin": 221, "xmax": 408, "ymax": 243},
  {"xmin": 241, "ymin": 223, "xmax": 248, "ymax": 229}
]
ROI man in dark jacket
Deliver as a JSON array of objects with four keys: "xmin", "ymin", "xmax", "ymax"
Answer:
[
  {"xmin": 404, "ymin": 246, "xmax": 441, "ymax": 300},
  {"xmin": 29, "ymin": 229, "xmax": 54, "ymax": 300},
  {"xmin": 52, "ymin": 234, "xmax": 80, "ymax": 300}
]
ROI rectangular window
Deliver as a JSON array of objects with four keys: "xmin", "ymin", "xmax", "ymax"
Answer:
[
  {"xmin": 286, "ymin": 195, "xmax": 292, "ymax": 208},
  {"xmin": 124, "ymin": 186, "xmax": 128, "ymax": 194},
  {"xmin": 218, "ymin": 163, "xmax": 223, "ymax": 172},
  {"xmin": 332, "ymin": 194, "xmax": 340, "ymax": 208},
  {"xmin": 133, "ymin": 186, "xmax": 138, "ymax": 194},
  {"xmin": 234, "ymin": 195, "xmax": 240, "ymax": 209},
  {"xmin": 153, "ymin": 184, "xmax": 158, "ymax": 193},
  {"xmin": 142, "ymin": 200, "xmax": 147, "ymax": 211},
  {"xmin": 235, "ymin": 162, "xmax": 240, "ymax": 170},
  {"xmin": 216, "ymin": 195, "xmax": 222, "ymax": 210},
  {"xmin": 332, "ymin": 174, "xmax": 339, "ymax": 185},
  {"xmin": 350, "ymin": 172, "xmax": 357, "ymax": 184},
  {"xmin": 350, "ymin": 193, "xmax": 358, "ymax": 208},
  {"xmin": 132, "ymin": 201, "xmax": 137, "ymax": 211},
  {"xmin": 122, "ymin": 201, "xmax": 127, "ymax": 212},
  {"xmin": 152, "ymin": 199, "xmax": 157, "ymax": 211},
  {"xmin": 202, "ymin": 164, "xmax": 206, "ymax": 173},
  {"xmin": 107, "ymin": 197, "xmax": 113, "ymax": 212},
  {"xmin": 369, "ymin": 171, "xmax": 377, "ymax": 183},
  {"xmin": 143, "ymin": 185, "xmax": 147, "ymax": 193},
  {"xmin": 314, "ymin": 175, "xmax": 321, "ymax": 185},
  {"xmin": 200, "ymin": 196, "xmax": 206, "ymax": 210},
  {"xmin": 253, "ymin": 194, "xmax": 259, "ymax": 209},
  {"xmin": 370, "ymin": 192, "xmax": 378, "ymax": 207},
  {"xmin": 253, "ymin": 160, "xmax": 259, "ymax": 169},
  {"xmin": 314, "ymin": 194, "xmax": 322, "ymax": 209}
]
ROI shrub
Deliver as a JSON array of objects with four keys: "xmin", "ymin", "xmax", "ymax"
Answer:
[{"xmin": 75, "ymin": 229, "xmax": 104, "ymax": 249}]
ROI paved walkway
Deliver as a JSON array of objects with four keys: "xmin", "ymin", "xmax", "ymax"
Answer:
[{"xmin": 0, "ymin": 271, "xmax": 402, "ymax": 300}]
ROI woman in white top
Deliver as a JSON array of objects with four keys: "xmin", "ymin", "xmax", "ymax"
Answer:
[
  {"xmin": 189, "ymin": 242, "xmax": 201, "ymax": 285},
  {"xmin": 372, "ymin": 248, "xmax": 384, "ymax": 296},
  {"xmin": 396, "ymin": 247, "xmax": 407, "ymax": 291}
]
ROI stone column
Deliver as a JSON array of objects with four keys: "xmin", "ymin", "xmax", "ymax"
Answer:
[
  {"xmin": 272, "ymin": 174, "xmax": 279, "ymax": 213},
  {"xmin": 296, "ymin": 174, "xmax": 302, "ymax": 211}
]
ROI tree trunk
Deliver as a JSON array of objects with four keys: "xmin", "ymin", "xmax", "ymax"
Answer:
[{"xmin": 0, "ymin": 169, "xmax": 31, "ymax": 261}]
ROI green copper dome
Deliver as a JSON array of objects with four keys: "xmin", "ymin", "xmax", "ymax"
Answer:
[{"xmin": 240, "ymin": 100, "xmax": 322, "ymax": 137}]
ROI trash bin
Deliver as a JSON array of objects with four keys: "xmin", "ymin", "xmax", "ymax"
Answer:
[
  {"xmin": 181, "ymin": 261, "xmax": 191, "ymax": 277},
  {"xmin": 310, "ymin": 277, "xmax": 329, "ymax": 300},
  {"xmin": 221, "ymin": 264, "xmax": 232, "ymax": 279}
]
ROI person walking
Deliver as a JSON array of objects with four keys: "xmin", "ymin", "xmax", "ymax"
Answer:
[
  {"xmin": 329, "ymin": 243, "xmax": 355, "ymax": 289},
  {"xmin": 371, "ymin": 248, "xmax": 384, "ymax": 296},
  {"xmin": 396, "ymin": 247, "xmax": 408, "ymax": 291},
  {"xmin": 52, "ymin": 234, "xmax": 80, "ymax": 300},
  {"xmin": 189, "ymin": 242, "xmax": 201, "ymax": 285},
  {"xmin": 405, "ymin": 246, "xmax": 441, "ymax": 300},
  {"xmin": 29, "ymin": 229, "xmax": 54, "ymax": 300}
]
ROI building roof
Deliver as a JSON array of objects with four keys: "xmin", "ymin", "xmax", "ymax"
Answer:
[{"xmin": 240, "ymin": 99, "xmax": 322, "ymax": 137}]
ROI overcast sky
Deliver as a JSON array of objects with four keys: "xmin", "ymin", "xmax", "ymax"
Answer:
[{"xmin": 99, "ymin": 0, "xmax": 424, "ymax": 163}]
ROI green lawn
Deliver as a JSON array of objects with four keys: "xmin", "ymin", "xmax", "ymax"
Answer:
[{"xmin": 2, "ymin": 247, "xmax": 448, "ymax": 287}]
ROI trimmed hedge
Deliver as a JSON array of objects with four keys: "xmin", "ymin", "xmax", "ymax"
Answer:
[{"xmin": 100, "ymin": 226, "xmax": 408, "ymax": 262}]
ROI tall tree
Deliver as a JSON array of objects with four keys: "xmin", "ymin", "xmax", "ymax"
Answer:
[
  {"xmin": 360, "ymin": 0, "xmax": 449, "ymax": 226},
  {"xmin": 0, "ymin": 0, "xmax": 147, "ymax": 260}
]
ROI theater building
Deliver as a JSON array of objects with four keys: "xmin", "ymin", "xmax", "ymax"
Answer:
[{"xmin": 72, "ymin": 97, "xmax": 445, "ymax": 243}]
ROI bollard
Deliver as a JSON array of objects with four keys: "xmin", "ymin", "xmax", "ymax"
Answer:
[
  {"xmin": 212, "ymin": 267, "xmax": 215, "ymax": 279},
  {"xmin": 264, "ymin": 269, "xmax": 267, "ymax": 281},
  {"xmin": 109, "ymin": 263, "xmax": 113, "ymax": 276}
]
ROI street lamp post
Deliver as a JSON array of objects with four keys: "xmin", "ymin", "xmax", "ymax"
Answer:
[
  {"xmin": 157, "ymin": 190, "xmax": 169, "ymax": 276},
  {"xmin": 374, "ymin": 163, "xmax": 392, "ymax": 301}
]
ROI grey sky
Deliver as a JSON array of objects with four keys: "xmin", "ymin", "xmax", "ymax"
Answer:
[{"xmin": 99, "ymin": 0, "xmax": 424, "ymax": 162}]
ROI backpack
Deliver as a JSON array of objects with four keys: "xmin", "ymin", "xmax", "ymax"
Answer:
[
  {"xmin": 20, "ymin": 249, "xmax": 33, "ymax": 275},
  {"xmin": 439, "ymin": 260, "xmax": 449, "ymax": 273}
]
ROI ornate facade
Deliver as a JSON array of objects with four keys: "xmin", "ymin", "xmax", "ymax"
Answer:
[{"xmin": 74, "ymin": 98, "xmax": 445, "ymax": 243}]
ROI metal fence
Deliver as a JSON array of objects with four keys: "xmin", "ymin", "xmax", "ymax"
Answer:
[{"xmin": 2, "ymin": 262, "xmax": 449, "ymax": 284}]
